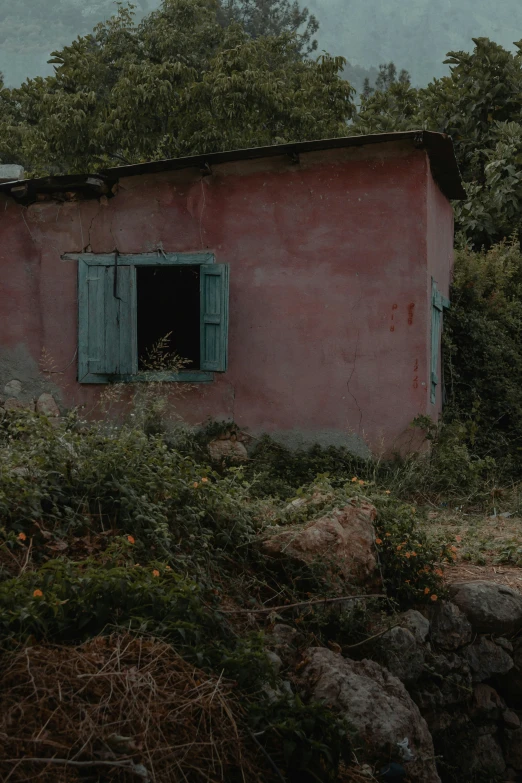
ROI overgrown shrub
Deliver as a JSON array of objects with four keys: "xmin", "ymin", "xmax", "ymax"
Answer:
[
  {"xmin": 249, "ymin": 695, "xmax": 353, "ymax": 783},
  {"xmin": 0, "ymin": 410, "xmax": 260, "ymax": 566},
  {"xmin": 444, "ymin": 239, "xmax": 522, "ymax": 476},
  {"xmin": 0, "ymin": 552, "xmax": 279, "ymax": 689}
]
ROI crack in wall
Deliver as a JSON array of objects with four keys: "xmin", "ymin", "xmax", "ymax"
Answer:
[{"xmin": 346, "ymin": 329, "xmax": 363, "ymax": 434}]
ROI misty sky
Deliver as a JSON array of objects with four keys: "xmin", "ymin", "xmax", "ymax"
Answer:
[{"xmin": 0, "ymin": 0, "xmax": 521, "ymax": 88}]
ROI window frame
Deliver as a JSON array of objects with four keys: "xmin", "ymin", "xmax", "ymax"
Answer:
[{"xmin": 69, "ymin": 251, "xmax": 224, "ymax": 384}]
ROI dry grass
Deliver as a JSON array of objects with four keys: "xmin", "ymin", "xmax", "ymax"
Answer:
[
  {"xmin": 0, "ymin": 634, "xmax": 262, "ymax": 783},
  {"xmin": 419, "ymin": 507, "xmax": 522, "ymax": 590}
]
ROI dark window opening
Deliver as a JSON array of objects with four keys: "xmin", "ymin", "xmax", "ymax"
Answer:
[{"xmin": 137, "ymin": 266, "xmax": 200, "ymax": 371}]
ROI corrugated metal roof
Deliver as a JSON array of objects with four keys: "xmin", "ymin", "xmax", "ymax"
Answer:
[{"xmin": 0, "ymin": 130, "xmax": 466, "ymax": 203}]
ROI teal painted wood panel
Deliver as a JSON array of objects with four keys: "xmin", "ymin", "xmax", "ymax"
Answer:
[
  {"xmin": 430, "ymin": 280, "xmax": 450, "ymax": 405},
  {"xmin": 200, "ymin": 264, "xmax": 229, "ymax": 372},
  {"xmin": 67, "ymin": 252, "xmax": 215, "ymax": 266},
  {"xmin": 78, "ymin": 257, "xmax": 136, "ymax": 383}
]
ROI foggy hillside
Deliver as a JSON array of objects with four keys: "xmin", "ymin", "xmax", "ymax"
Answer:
[
  {"xmin": 0, "ymin": 0, "xmax": 521, "ymax": 89},
  {"xmin": 307, "ymin": 0, "xmax": 522, "ymax": 86}
]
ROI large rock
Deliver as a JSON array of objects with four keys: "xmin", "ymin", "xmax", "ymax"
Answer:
[
  {"xmin": 413, "ymin": 651, "xmax": 472, "ymax": 711},
  {"xmin": 3, "ymin": 397, "xmax": 32, "ymax": 411},
  {"xmin": 36, "ymin": 393, "xmax": 60, "ymax": 417},
  {"xmin": 465, "ymin": 734, "xmax": 506, "ymax": 778},
  {"xmin": 504, "ymin": 727, "xmax": 522, "ymax": 770},
  {"xmin": 470, "ymin": 684, "xmax": 504, "ymax": 722},
  {"xmin": 449, "ymin": 581, "xmax": 522, "ymax": 635},
  {"xmin": 463, "ymin": 637, "xmax": 513, "ymax": 683},
  {"xmin": 379, "ymin": 626, "xmax": 425, "ymax": 685},
  {"xmin": 208, "ymin": 438, "xmax": 248, "ymax": 463},
  {"xmin": 401, "ymin": 609, "xmax": 430, "ymax": 644},
  {"xmin": 261, "ymin": 502, "xmax": 377, "ymax": 585},
  {"xmin": 300, "ymin": 647, "xmax": 441, "ymax": 783},
  {"xmin": 428, "ymin": 601, "xmax": 472, "ymax": 651},
  {"xmin": 496, "ymin": 639, "xmax": 522, "ymax": 705}
]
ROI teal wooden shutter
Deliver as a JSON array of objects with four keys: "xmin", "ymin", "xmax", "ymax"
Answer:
[
  {"xmin": 431, "ymin": 280, "xmax": 450, "ymax": 404},
  {"xmin": 200, "ymin": 264, "xmax": 229, "ymax": 372},
  {"xmin": 78, "ymin": 256, "xmax": 137, "ymax": 383}
]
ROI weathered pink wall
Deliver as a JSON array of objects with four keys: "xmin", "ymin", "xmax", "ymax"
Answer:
[{"xmin": 0, "ymin": 141, "xmax": 453, "ymax": 455}]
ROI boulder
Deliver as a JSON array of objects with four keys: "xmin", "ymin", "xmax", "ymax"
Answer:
[
  {"xmin": 504, "ymin": 710, "xmax": 521, "ymax": 730},
  {"xmin": 504, "ymin": 727, "xmax": 522, "ymax": 770},
  {"xmin": 4, "ymin": 397, "xmax": 33, "ymax": 411},
  {"xmin": 208, "ymin": 438, "xmax": 248, "ymax": 463},
  {"xmin": 4, "ymin": 379, "xmax": 22, "ymax": 397},
  {"xmin": 267, "ymin": 624, "xmax": 300, "ymax": 648},
  {"xmin": 497, "ymin": 639, "xmax": 522, "ymax": 705},
  {"xmin": 36, "ymin": 393, "xmax": 60, "ymax": 417},
  {"xmin": 261, "ymin": 502, "xmax": 377, "ymax": 585},
  {"xmin": 470, "ymin": 684, "xmax": 504, "ymax": 722},
  {"xmin": 428, "ymin": 601, "xmax": 472, "ymax": 651},
  {"xmin": 465, "ymin": 733, "xmax": 506, "ymax": 777},
  {"xmin": 413, "ymin": 652, "xmax": 472, "ymax": 711},
  {"xmin": 401, "ymin": 609, "xmax": 430, "ymax": 644},
  {"xmin": 379, "ymin": 626, "xmax": 425, "ymax": 685},
  {"xmin": 463, "ymin": 637, "xmax": 513, "ymax": 683},
  {"xmin": 300, "ymin": 647, "xmax": 441, "ymax": 782},
  {"xmin": 449, "ymin": 581, "xmax": 522, "ymax": 635}
]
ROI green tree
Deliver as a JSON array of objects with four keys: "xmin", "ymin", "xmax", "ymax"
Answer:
[
  {"xmin": 355, "ymin": 81, "xmax": 420, "ymax": 133},
  {"xmin": 353, "ymin": 39, "xmax": 522, "ymax": 249},
  {"xmin": 1, "ymin": 0, "xmax": 353, "ymax": 176},
  {"xmin": 421, "ymin": 38, "xmax": 522, "ymax": 248},
  {"xmin": 359, "ymin": 61, "xmax": 411, "ymax": 99},
  {"xmin": 443, "ymin": 240, "xmax": 522, "ymax": 471},
  {"xmin": 218, "ymin": 0, "xmax": 319, "ymax": 56}
]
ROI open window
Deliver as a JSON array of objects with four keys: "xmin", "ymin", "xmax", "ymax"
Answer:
[
  {"xmin": 430, "ymin": 278, "xmax": 450, "ymax": 404},
  {"xmin": 77, "ymin": 253, "xmax": 229, "ymax": 383}
]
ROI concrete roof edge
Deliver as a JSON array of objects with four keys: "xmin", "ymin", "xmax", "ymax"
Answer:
[{"xmin": 0, "ymin": 131, "xmax": 466, "ymax": 202}]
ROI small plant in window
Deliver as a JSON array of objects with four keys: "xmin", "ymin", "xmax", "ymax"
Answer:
[{"xmin": 137, "ymin": 332, "xmax": 192, "ymax": 379}]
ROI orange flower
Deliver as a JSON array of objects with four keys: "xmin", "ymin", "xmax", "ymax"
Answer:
[
  {"xmin": 375, "ymin": 538, "xmax": 383, "ymax": 545},
  {"xmin": 385, "ymin": 490, "xmax": 391, "ymax": 495},
  {"xmin": 351, "ymin": 477, "xmax": 358, "ymax": 483},
  {"xmin": 450, "ymin": 545, "xmax": 457, "ymax": 553},
  {"xmin": 431, "ymin": 594, "xmax": 438, "ymax": 602},
  {"xmin": 358, "ymin": 480, "xmax": 365, "ymax": 486},
  {"xmin": 201, "ymin": 477, "xmax": 209, "ymax": 483},
  {"xmin": 405, "ymin": 552, "xmax": 411, "ymax": 559},
  {"xmin": 435, "ymin": 568, "xmax": 444, "ymax": 577},
  {"xmin": 424, "ymin": 587, "xmax": 430, "ymax": 595},
  {"xmin": 411, "ymin": 551, "xmax": 417, "ymax": 557},
  {"xmin": 152, "ymin": 570, "xmax": 160, "ymax": 577},
  {"xmin": 18, "ymin": 532, "xmax": 27, "ymax": 541},
  {"xmin": 385, "ymin": 532, "xmax": 391, "ymax": 537},
  {"xmin": 193, "ymin": 482, "xmax": 199, "ymax": 489},
  {"xmin": 405, "ymin": 579, "xmax": 410, "ymax": 584},
  {"xmin": 33, "ymin": 589, "xmax": 43, "ymax": 598},
  {"xmin": 455, "ymin": 535, "xmax": 462, "ymax": 542},
  {"xmin": 397, "ymin": 545, "xmax": 402, "ymax": 551},
  {"xmin": 127, "ymin": 535, "xmax": 135, "ymax": 544}
]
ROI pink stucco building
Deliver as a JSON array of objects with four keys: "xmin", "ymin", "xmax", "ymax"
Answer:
[{"xmin": 0, "ymin": 131, "xmax": 463, "ymax": 455}]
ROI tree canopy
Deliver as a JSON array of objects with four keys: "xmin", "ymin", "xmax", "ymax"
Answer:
[
  {"xmin": 219, "ymin": 0, "xmax": 319, "ymax": 56},
  {"xmin": 353, "ymin": 38, "xmax": 522, "ymax": 250},
  {"xmin": 0, "ymin": 0, "xmax": 353, "ymax": 176}
]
